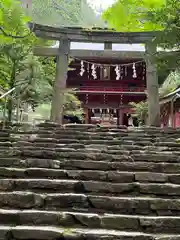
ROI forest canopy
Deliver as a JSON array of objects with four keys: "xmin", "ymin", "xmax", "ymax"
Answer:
[
  {"xmin": 31, "ymin": 0, "xmax": 105, "ymax": 27},
  {"xmin": 103, "ymin": 0, "xmax": 180, "ymax": 49}
]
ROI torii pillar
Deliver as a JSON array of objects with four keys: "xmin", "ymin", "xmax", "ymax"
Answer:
[
  {"xmin": 145, "ymin": 40, "xmax": 160, "ymax": 127},
  {"xmin": 50, "ymin": 39, "xmax": 70, "ymax": 124}
]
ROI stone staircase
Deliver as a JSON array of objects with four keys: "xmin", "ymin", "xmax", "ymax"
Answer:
[{"xmin": 1, "ymin": 123, "xmax": 180, "ymax": 240}]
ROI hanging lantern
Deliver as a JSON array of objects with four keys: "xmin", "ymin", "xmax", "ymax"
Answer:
[
  {"xmin": 86, "ymin": 94, "xmax": 88, "ymax": 104},
  {"xmin": 92, "ymin": 108, "xmax": 94, "ymax": 113},
  {"xmin": 91, "ymin": 64, "xmax": 97, "ymax": 79},
  {"xmin": 87, "ymin": 63, "xmax": 89, "ymax": 79},
  {"xmin": 100, "ymin": 108, "xmax": 102, "ymax": 113},
  {"xmin": 107, "ymin": 108, "xmax": 109, "ymax": 113},
  {"xmin": 80, "ymin": 60, "xmax": 85, "ymax": 76},
  {"xmin": 115, "ymin": 65, "xmax": 120, "ymax": 80},
  {"xmin": 103, "ymin": 94, "xmax": 106, "ymax": 104},
  {"xmin": 124, "ymin": 66, "xmax": 127, "ymax": 77},
  {"xmin": 132, "ymin": 63, "xmax": 137, "ymax": 78},
  {"xmin": 120, "ymin": 95, "xmax": 123, "ymax": 104},
  {"xmin": 142, "ymin": 62, "xmax": 146, "ymax": 80}
]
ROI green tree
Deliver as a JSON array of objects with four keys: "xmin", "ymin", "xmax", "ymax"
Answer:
[
  {"xmin": 103, "ymin": 0, "xmax": 180, "ymax": 85},
  {"xmin": 31, "ymin": 0, "xmax": 104, "ymax": 27},
  {"xmin": 103, "ymin": 0, "xmax": 165, "ymax": 32},
  {"xmin": 0, "ymin": 0, "xmax": 30, "ymax": 43},
  {"xmin": 130, "ymin": 101, "xmax": 148, "ymax": 125},
  {"xmin": 103, "ymin": 0, "xmax": 180, "ymax": 49},
  {"xmin": 0, "ymin": 0, "xmax": 84, "ymax": 123}
]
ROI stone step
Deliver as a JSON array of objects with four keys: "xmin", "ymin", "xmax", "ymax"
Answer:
[
  {"xmin": 7, "ymin": 123, "xmax": 180, "ymax": 133},
  {"xmin": 35, "ymin": 129, "xmax": 180, "ymax": 136},
  {"xmin": 0, "ymin": 131, "xmax": 9, "ymax": 137},
  {"xmin": 4, "ymin": 149, "xmax": 135, "ymax": 161},
  {"xmin": 34, "ymin": 132, "xmax": 180, "ymax": 141},
  {"xmin": 1, "ymin": 179, "xmax": 180, "ymax": 196},
  {"xmin": 9, "ymin": 141, "xmax": 180, "ymax": 154},
  {"xmin": 1, "ymin": 168, "xmax": 180, "ymax": 184},
  {"xmin": 4, "ymin": 148, "xmax": 180, "ymax": 162},
  {"xmin": 33, "ymin": 133, "xmax": 179, "ymax": 142},
  {"xmin": 13, "ymin": 137, "xmax": 180, "ymax": 148},
  {"xmin": 2, "ymin": 145, "xmax": 180, "ymax": 161},
  {"xmin": 36, "ymin": 123, "xmax": 180, "ymax": 132},
  {"xmin": 1, "ymin": 210, "xmax": 180, "ymax": 233},
  {"xmin": 0, "ymin": 136, "xmax": 11, "ymax": 142},
  {"xmin": 7, "ymin": 130, "xmax": 180, "ymax": 142},
  {"xmin": 1, "ymin": 192, "xmax": 180, "ymax": 216},
  {"xmin": 58, "ymin": 160, "xmax": 180, "ymax": 173},
  {"xmin": 2, "ymin": 158, "xmax": 180, "ymax": 173},
  {"xmin": 0, "ymin": 142, "xmax": 12, "ymax": 146},
  {"xmin": 0, "ymin": 225, "xmax": 173, "ymax": 240}
]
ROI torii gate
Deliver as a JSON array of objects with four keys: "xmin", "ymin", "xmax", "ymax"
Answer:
[{"xmin": 30, "ymin": 23, "xmax": 163, "ymax": 126}]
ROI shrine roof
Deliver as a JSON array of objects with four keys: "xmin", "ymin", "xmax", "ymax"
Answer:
[
  {"xmin": 160, "ymin": 86, "xmax": 180, "ymax": 104},
  {"xmin": 163, "ymin": 87, "xmax": 180, "ymax": 99},
  {"xmin": 29, "ymin": 22, "xmax": 161, "ymax": 43}
]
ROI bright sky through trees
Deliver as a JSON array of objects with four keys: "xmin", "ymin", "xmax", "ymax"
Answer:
[{"xmin": 87, "ymin": 0, "xmax": 115, "ymax": 9}]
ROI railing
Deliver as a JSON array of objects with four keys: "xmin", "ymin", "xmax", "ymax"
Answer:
[
  {"xmin": 67, "ymin": 79, "xmax": 146, "ymax": 92},
  {"xmin": 0, "ymin": 87, "xmax": 15, "ymax": 99},
  {"xmin": 75, "ymin": 86, "xmax": 146, "ymax": 93},
  {"xmin": 67, "ymin": 77, "xmax": 145, "ymax": 84},
  {"xmin": 0, "ymin": 87, "xmax": 17, "ymax": 129}
]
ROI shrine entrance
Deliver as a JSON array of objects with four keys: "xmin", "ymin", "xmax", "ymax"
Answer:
[
  {"xmin": 86, "ymin": 108, "xmax": 139, "ymax": 127},
  {"xmin": 89, "ymin": 108, "xmax": 118, "ymax": 126},
  {"xmin": 31, "ymin": 23, "xmax": 166, "ymax": 126}
]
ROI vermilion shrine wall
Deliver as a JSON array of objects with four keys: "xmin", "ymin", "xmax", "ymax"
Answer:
[
  {"xmin": 67, "ymin": 59, "xmax": 146, "ymax": 88},
  {"xmin": 67, "ymin": 58, "xmax": 147, "ymax": 110}
]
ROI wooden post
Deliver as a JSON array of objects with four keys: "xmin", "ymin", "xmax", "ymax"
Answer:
[
  {"xmin": 117, "ymin": 109, "xmax": 123, "ymax": 126},
  {"xmin": 170, "ymin": 99, "xmax": 174, "ymax": 127},
  {"xmin": 119, "ymin": 109, "xmax": 123, "ymax": 125},
  {"xmin": 85, "ymin": 108, "xmax": 89, "ymax": 124},
  {"xmin": 104, "ymin": 42, "xmax": 112, "ymax": 50},
  {"xmin": 145, "ymin": 41, "xmax": 160, "ymax": 126},
  {"xmin": 50, "ymin": 39, "xmax": 70, "ymax": 124},
  {"xmin": 104, "ymin": 42, "xmax": 112, "ymax": 80}
]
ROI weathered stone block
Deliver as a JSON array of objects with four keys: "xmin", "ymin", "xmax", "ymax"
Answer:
[
  {"xmin": 168, "ymin": 174, "xmax": 180, "ymax": 184},
  {"xmin": 67, "ymin": 170, "xmax": 107, "ymax": 181},
  {"xmin": 150, "ymin": 199, "xmax": 180, "ymax": 211},
  {"xmin": 15, "ymin": 179, "xmax": 77, "ymax": 192},
  {"xmin": 140, "ymin": 217, "xmax": 180, "ymax": 233},
  {"xmin": 139, "ymin": 183, "xmax": 180, "ymax": 196},
  {"xmin": 101, "ymin": 215, "xmax": 139, "ymax": 230},
  {"xmin": 89, "ymin": 196, "xmax": 150, "ymax": 214},
  {"xmin": 82, "ymin": 181, "xmax": 135, "ymax": 194},
  {"xmin": 135, "ymin": 173, "xmax": 167, "ymax": 183},
  {"xmin": 45, "ymin": 193, "xmax": 88, "ymax": 209},
  {"xmin": 0, "ymin": 192, "xmax": 43, "ymax": 208},
  {"xmin": 107, "ymin": 171, "xmax": 134, "ymax": 183},
  {"xmin": 60, "ymin": 160, "xmax": 110, "ymax": 171},
  {"xmin": 25, "ymin": 168, "xmax": 67, "ymax": 178},
  {"xmin": 11, "ymin": 226, "xmax": 64, "ymax": 239}
]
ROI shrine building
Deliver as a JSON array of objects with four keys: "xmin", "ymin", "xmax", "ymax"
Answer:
[{"xmin": 65, "ymin": 42, "xmax": 146, "ymax": 125}]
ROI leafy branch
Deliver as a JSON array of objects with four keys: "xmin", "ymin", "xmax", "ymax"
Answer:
[{"xmin": 0, "ymin": 26, "xmax": 32, "ymax": 39}]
